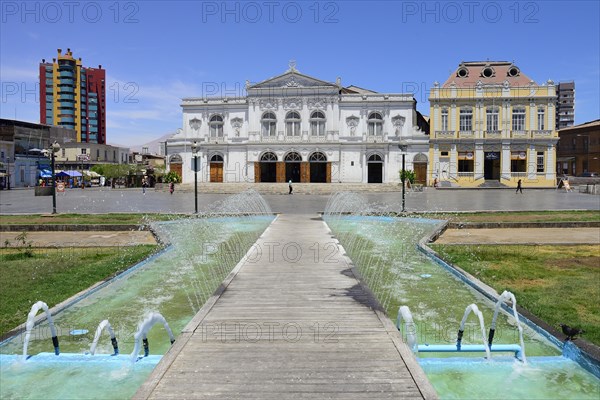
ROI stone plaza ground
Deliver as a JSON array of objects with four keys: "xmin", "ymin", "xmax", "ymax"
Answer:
[{"xmin": 1, "ymin": 185, "xmax": 598, "ymax": 215}]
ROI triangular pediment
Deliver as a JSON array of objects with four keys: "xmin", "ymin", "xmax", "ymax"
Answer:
[{"xmin": 248, "ymin": 70, "xmax": 338, "ymax": 90}]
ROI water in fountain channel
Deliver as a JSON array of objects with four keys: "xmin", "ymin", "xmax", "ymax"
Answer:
[
  {"xmin": 323, "ymin": 192, "xmax": 599, "ymax": 399},
  {"xmin": 1, "ymin": 192, "xmax": 274, "ymax": 399}
]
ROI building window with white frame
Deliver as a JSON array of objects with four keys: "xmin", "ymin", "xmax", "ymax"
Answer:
[
  {"xmin": 209, "ymin": 114, "xmax": 224, "ymax": 137},
  {"xmin": 441, "ymin": 108, "xmax": 448, "ymax": 131},
  {"xmin": 536, "ymin": 151, "xmax": 545, "ymax": 173},
  {"xmin": 537, "ymin": 106, "xmax": 545, "ymax": 130},
  {"xmin": 285, "ymin": 111, "xmax": 301, "ymax": 137},
  {"xmin": 310, "ymin": 111, "xmax": 326, "ymax": 136},
  {"xmin": 261, "ymin": 112, "xmax": 277, "ymax": 137},
  {"xmin": 459, "ymin": 107, "xmax": 472, "ymax": 132},
  {"xmin": 512, "ymin": 106, "xmax": 526, "ymax": 131},
  {"xmin": 486, "ymin": 106, "xmax": 499, "ymax": 132},
  {"xmin": 367, "ymin": 112, "xmax": 383, "ymax": 136}
]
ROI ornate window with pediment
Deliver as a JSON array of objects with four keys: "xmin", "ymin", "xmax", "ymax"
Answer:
[
  {"xmin": 310, "ymin": 111, "xmax": 326, "ymax": 137},
  {"xmin": 512, "ymin": 106, "xmax": 526, "ymax": 131},
  {"xmin": 309, "ymin": 152, "xmax": 327, "ymax": 162},
  {"xmin": 260, "ymin": 152, "xmax": 278, "ymax": 162},
  {"xmin": 261, "ymin": 112, "xmax": 277, "ymax": 137},
  {"xmin": 459, "ymin": 107, "xmax": 473, "ymax": 132},
  {"xmin": 284, "ymin": 152, "xmax": 302, "ymax": 162},
  {"xmin": 486, "ymin": 106, "xmax": 499, "ymax": 132},
  {"xmin": 209, "ymin": 114, "xmax": 224, "ymax": 137},
  {"xmin": 285, "ymin": 111, "xmax": 301, "ymax": 137},
  {"xmin": 368, "ymin": 112, "xmax": 383, "ymax": 136},
  {"xmin": 441, "ymin": 108, "xmax": 449, "ymax": 131}
]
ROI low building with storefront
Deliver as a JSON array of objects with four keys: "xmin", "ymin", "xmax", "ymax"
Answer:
[
  {"xmin": 556, "ymin": 119, "xmax": 599, "ymax": 176},
  {"xmin": 0, "ymin": 119, "xmax": 77, "ymax": 188}
]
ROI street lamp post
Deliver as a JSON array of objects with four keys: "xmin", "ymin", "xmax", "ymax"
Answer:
[
  {"xmin": 191, "ymin": 141, "xmax": 199, "ymax": 214},
  {"xmin": 399, "ymin": 141, "xmax": 408, "ymax": 213},
  {"xmin": 50, "ymin": 141, "xmax": 60, "ymax": 214}
]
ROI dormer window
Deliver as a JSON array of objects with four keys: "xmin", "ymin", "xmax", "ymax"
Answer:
[
  {"xmin": 507, "ymin": 66, "xmax": 520, "ymax": 77},
  {"xmin": 482, "ymin": 67, "xmax": 495, "ymax": 78},
  {"xmin": 457, "ymin": 67, "xmax": 469, "ymax": 78}
]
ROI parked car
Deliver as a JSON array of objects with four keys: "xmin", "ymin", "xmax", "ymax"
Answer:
[{"xmin": 577, "ymin": 172, "xmax": 598, "ymax": 177}]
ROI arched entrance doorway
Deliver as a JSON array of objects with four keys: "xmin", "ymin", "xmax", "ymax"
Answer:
[
  {"xmin": 258, "ymin": 152, "xmax": 277, "ymax": 182},
  {"xmin": 284, "ymin": 152, "xmax": 301, "ymax": 183},
  {"xmin": 309, "ymin": 152, "xmax": 328, "ymax": 183},
  {"xmin": 168, "ymin": 154, "xmax": 183, "ymax": 181},
  {"xmin": 209, "ymin": 154, "xmax": 224, "ymax": 182},
  {"xmin": 367, "ymin": 154, "xmax": 383, "ymax": 183},
  {"xmin": 413, "ymin": 153, "xmax": 428, "ymax": 185}
]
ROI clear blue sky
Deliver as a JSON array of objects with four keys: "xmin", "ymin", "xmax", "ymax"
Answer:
[{"xmin": 1, "ymin": 1, "xmax": 598, "ymax": 147}]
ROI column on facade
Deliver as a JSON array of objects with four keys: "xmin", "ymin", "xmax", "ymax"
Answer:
[
  {"xmin": 276, "ymin": 99, "xmax": 284, "ymax": 140},
  {"xmin": 248, "ymin": 102, "xmax": 256, "ymax": 140},
  {"xmin": 501, "ymin": 142, "xmax": 511, "ymax": 180},
  {"xmin": 301, "ymin": 98, "xmax": 309, "ymax": 140},
  {"xmin": 332, "ymin": 99, "xmax": 340, "ymax": 139},
  {"xmin": 432, "ymin": 143, "xmax": 440, "ymax": 180},
  {"xmin": 362, "ymin": 150, "xmax": 368, "ymax": 183},
  {"xmin": 474, "ymin": 143, "xmax": 484, "ymax": 180},
  {"xmin": 450, "ymin": 103, "xmax": 456, "ymax": 132},
  {"xmin": 527, "ymin": 143, "xmax": 536, "ymax": 179},
  {"xmin": 529, "ymin": 101, "xmax": 536, "ymax": 132},
  {"xmin": 475, "ymin": 101, "xmax": 483, "ymax": 137},
  {"xmin": 449, "ymin": 144, "xmax": 458, "ymax": 180},
  {"xmin": 545, "ymin": 143, "xmax": 555, "ymax": 180}
]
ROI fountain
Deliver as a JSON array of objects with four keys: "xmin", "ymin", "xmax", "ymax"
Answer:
[
  {"xmin": 1, "ymin": 191, "xmax": 276, "ymax": 399},
  {"xmin": 323, "ymin": 193, "xmax": 599, "ymax": 399},
  {"xmin": 89, "ymin": 320, "xmax": 119, "ymax": 356},
  {"xmin": 489, "ymin": 290, "xmax": 527, "ymax": 364},
  {"xmin": 22, "ymin": 301, "xmax": 59, "ymax": 358},
  {"xmin": 456, "ymin": 304, "xmax": 491, "ymax": 359},
  {"xmin": 130, "ymin": 313, "xmax": 175, "ymax": 361}
]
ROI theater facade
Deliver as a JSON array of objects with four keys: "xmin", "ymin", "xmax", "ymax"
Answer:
[{"xmin": 166, "ymin": 65, "xmax": 430, "ymax": 185}]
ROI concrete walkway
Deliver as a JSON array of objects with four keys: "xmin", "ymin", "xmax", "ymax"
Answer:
[{"xmin": 134, "ymin": 214, "xmax": 436, "ymax": 399}]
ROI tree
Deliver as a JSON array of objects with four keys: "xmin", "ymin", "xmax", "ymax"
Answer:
[
  {"xmin": 164, "ymin": 171, "xmax": 181, "ymax": 183},
  {"xmin": 399, "ymin": 169, "xmax": 416, "ymax": 184}
]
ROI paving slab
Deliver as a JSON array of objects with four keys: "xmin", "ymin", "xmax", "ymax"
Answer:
[{"xmin": 134, "ymin": 214, "xmax": 436, "ymax": 399}]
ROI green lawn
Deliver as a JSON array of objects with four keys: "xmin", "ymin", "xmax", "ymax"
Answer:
[
  {"xmin": 430, "ymin": 244, "xmax": 600, "ymax": 346},
  {"xmin": 0, "ymin": 245, "xmax": 159, "ymax": 337},
  {"xmin": 0, "ymin": 213, "xmax": 184, "ymax": 225}
]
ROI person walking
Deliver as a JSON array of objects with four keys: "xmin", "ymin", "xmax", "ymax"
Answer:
[
  {"xmin": 288, "ymin": 179, "xmax": 293, "ymax": 195},
  {"xmin": 516, "ymin": 179, "xmax": 523, "ymax": 194},
  {"xmin": 142, "ymin": 179, "xmax": 147, "ymax": 195},
  {"xmin": 169, "ymin": 182, "xmax": 175, "ymax": 195}
]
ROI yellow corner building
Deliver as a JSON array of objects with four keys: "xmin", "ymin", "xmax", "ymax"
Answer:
[{"xmin": 428, "ymin": 61, "xmax": 557, "ymax": 188}]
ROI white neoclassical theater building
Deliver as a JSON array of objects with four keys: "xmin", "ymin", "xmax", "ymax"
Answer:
[{"xmin": 166, "ymin": 64, "xmax": 430, "ymax": 185}]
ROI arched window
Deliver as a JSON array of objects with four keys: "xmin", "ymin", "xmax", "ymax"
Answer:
[
  {"xmin": 169, "ymin": 154, "xmax": 183, "ymax": 164},
  {"xmin": 310, "ymin": 111, "xmax": 326, "ymax": 137},
  {"xmin": 368, "ymin": 112, "xmax": 383, "ymax": 136},
  {"xmin": 209, "ymin": 114, "xmax": 224, "ymax": 137},
  {"xmin": 368, "ymin": 154, "xmax": 383, "ymax": 162},
  {"xmin": 260, "ymin": 152, "xmax": 278, "ymax": 162},
  {"xmin": 284, "ymin": 152, "xmax": 302, "ymax": 162},
  {"xmin": 261, "ymin": 112, "xmax": 277, "ymax": 137},
  {"xmin": 285, "ymin": 111, "xmax": 301, "ymax": 137},
  {"xmin": 309, "ymin": 152, "xmax": 327, "ymax": 162},
  {"xmin": 210, "ymin": 154, "xmax": 224, "ymax": 162}
]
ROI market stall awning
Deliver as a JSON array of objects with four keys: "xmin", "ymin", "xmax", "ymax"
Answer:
[{"xmin": 56, "ymin": 170, "xmax": 83, "ymax": 178}]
